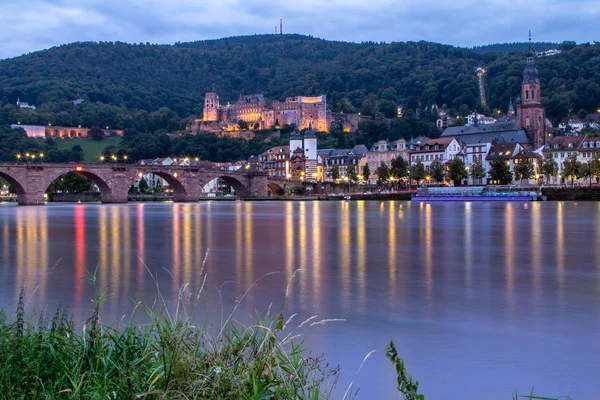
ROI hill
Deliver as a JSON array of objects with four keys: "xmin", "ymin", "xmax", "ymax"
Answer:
[
  {"xmin": 0, "ymin": 35, "xmax": 599, "ymax": 146},
  {"xmin": 471, "ymin": 42, "xmax": 560, "ymax": 54}
]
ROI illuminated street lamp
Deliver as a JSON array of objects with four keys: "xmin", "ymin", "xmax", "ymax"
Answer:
[{"xmin": 99, "ymin": 156, "xmax": 105, "ymax": 162}]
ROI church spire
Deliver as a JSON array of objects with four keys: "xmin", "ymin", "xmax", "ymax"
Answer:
[{"xmin": 523, "ymin": 31, "xmax": 540, "ymax": 84}]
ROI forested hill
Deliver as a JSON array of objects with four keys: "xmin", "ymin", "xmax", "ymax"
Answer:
[
  {"xmin": 0, "ymin": 34, "xmax": 480, "ymax": 117},
  {"xmin": 0, "ymin": 34, "xmax": 599, "ymax": 131},
  {"xmin": 471, "ymin": 42, "xmax": 560, "ymax": 54}
]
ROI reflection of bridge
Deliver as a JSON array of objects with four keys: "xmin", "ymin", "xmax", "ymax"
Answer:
[{"xmin": 0, "ymin": 163, "xmax": 285, "ymax": 205}]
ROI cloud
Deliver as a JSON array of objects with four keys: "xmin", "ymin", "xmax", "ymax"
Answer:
[{"xmin": 0, "ymin": 0, "xmax": 599, "ymax": 59}]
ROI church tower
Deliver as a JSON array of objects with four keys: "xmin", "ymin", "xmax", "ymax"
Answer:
[
  {"xmin": 517, "ymin": 33, "xmax": 546, "ymax": 148},
  {"xmin": 203, "ymin": 92, "xmax": 220, "ymax": 122}
]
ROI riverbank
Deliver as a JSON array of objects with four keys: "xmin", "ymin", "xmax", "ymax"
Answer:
[{"xmin": 541, "ymin": 186, "xmax": 600, "ymax": 201}]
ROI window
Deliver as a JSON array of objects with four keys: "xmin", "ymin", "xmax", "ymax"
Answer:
[
  {"xmin": 554, "ymin": 153, "xmax": 558, "ymax": 159},
  {"xmin": 568, "ymin": 143, "xmax": 573, "ymax": 148},
  {"xmin": 554, "ymin": 144, "xmax": 559, "ymax": 149},
  {"xmin": 526, "ymin": 90, "xmax": 529, "ymax": 99},
  {"xmin": 561, "ymin": 153, "xmax": 565, "ymax": 158},
  {"xmin": 596, "ymin": 141, "xmax": 600, "ymax": 148},
  {"xmin": 584, "ymin": 142, "xmax": 588, "ymax": 148},
  {"xmin": 532, "ymin": 90, "xmax": 535, "ymax": 99}
]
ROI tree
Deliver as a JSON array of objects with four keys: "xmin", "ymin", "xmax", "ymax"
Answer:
[
  {"xmin": 390, "ymin": 156, "xmax": 408, "ymax": 180},
  {"xmin": 89, "ymin": 126, "xmax": 105, "ymax": 141},
  {"xmin": 376, "ymin": 161, "xmax": 390, "ymax": 184},
  {"xmin": 409, "ymin": 160, "xmax": 425, "ymax": 184},
  {"xmin": 489, "ymin": 157, "xmax": 512, "ymax": 184},
  {"xmin": 138, "ymin": 177, "xmax": 149, "ymax": 193},
  {"xmin": 541, "ymin": 153, "xmax": 558, "ymax": 183},
  {"xmin": 46, "ymin": 173, "xmax": 94, "ymax": 196},
  {"xmin": 562, "ymin": 154, "xmax": 582, "ymax": 185},
  {"xmin": 513, "ymin": 156, "xmax": 535, "ymax": 185},
  {"xmin": 580, "ymin": 162, "xmax": 593, "ymax": 185},
  {"xmin": 447, "ymin": 157, "xmax": 468, "ymax": 186},
  {"xmin": 429, "ymin": 161, "xmax": 445, "ymax": 183},
  {"xmin": 330, "ymin": 165, "xmax": 340, "ymax": 181},
  {"xmin": 237, "ymin": 120, "xmax": 248, "ymax": 130},
  {"xmin": 591, "ymin": 155, "xmax": 600, "ymax": 184},
  {"xmin": 470, "ymin": 159, "xmax": 486, "ymax": 184},
  {"xmin": 346, "ymin": 164, "xmax": 358, "ymax": 182},
  {"xmin": 362, "ymin": 164, "xmax": 370, "ymax": 182}
]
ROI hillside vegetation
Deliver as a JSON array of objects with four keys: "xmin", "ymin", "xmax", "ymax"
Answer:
[{"xmin": 0, "ymin": 35, "xmax": 599, "ymax": 161}]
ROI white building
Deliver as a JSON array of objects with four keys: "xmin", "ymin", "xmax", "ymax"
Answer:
[{"xmin": 408, "ymin": 137, "xmax": 464, "ymax": 168}]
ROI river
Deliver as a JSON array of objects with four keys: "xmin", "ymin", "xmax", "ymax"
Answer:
[{"xmin": 0, "ymin": 201, "xmax": 598, "ymax": 399}]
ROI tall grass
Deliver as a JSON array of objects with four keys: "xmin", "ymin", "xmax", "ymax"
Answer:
[{"xmin": 0, "ymin": 262, "xmax": 343, "ymax": 399}]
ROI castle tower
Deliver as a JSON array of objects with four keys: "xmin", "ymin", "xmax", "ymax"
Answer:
[
  {"xmin": 289, "ymin": 128, "xmax": 303, "ymax": 159},
  {"xmin": 517, "ymin": 32, "xmax": 546, "ymax": 148},
  {"xmin": 303, "ymin": 123, "xmax": 318, "ymax": 180},
  {"xmin": 203, "ymin": 92, "xmax": 220, "ymax": 122}
]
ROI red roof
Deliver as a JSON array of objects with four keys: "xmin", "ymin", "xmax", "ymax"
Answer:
[{"xmin": 544, "ymin": 136, "xmax": 585, "ymax": 151}]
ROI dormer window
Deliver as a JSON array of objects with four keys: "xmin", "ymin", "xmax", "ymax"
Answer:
[
  {"xmin": 568, "ymin": 143, "xmax": 573, "ymax": 148},
  {"xmin": 584, "ymin": 142, "xmax": 588, "ymax": 148},
  {"xmin": 434, "ymin": 145, "xmax": 439, "ymax": 150},
  {"xmin": 591, "ymin": 142, "xmax": 595, "ymax": 148},
  {"xmin": 554, "ymin": 144, "xmax": 559, "ymax": 149},
  {"xmin": 596, "ymin": 141, "xmax": 600, "ymax": 148},
  {"xmin": 425, "ymin": 145, "xmax": 430, "ymax": 151}
]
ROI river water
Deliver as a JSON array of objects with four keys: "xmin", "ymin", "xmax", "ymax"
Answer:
[{"xmin": 0, "ymin": 201, "xmax": 598, "ymax": 399}]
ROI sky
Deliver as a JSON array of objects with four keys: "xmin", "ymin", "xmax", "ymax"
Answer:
[{"xmin": 1, "ymin": 0, "xmax": 599, "ymax": 59}]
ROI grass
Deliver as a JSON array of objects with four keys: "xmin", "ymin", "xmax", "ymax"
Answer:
[
  {"xmin": 0, "ymin": 263, "xmax": 344, "ymax": 399},
  {"xmin": 39, "ymin": 136, "xmax": 123, "ymax": 163}
]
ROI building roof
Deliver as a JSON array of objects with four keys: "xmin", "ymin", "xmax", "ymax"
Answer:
[
  {"xmin": 260, "ymin": 146, "xmax": 290, "ymax": 157},
  {"xmin": 351, "ymin": 144, "xmax": 368, "ymax": 156},
  {"xmin": 409, "ymin": 137, "xmax": 459, "ymax": 154},
  {"xmin": 543, "ymin": 135, "xmax": 585, "ymax": 151},
  {"xmin": 441, "ymin": 121, "xmax": 530, "ymax": 144},
  {"xmin": 486, "ymin": 142, "xmax": 521, "ymax": 161}
]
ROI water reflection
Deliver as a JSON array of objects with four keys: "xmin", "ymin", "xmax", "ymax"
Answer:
[{"xmin": 0, "ymin": 201, "xmax": 599, "ymax": 399}]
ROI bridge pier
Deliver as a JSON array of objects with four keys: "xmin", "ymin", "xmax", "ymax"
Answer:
[
  {"xmin": 17, "ymin": 192, "xmax": 45, "ymax": 206},
  {"xmin": 101, "ymin": 192, "xmax": 129, "ymax": 204}
]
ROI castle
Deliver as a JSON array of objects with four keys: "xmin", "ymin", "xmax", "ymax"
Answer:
[{"xmin": 198, "ymin": 92, "xmax": 329, "ymax": 132}]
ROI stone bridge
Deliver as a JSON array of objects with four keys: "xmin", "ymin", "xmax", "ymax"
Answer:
[{"xmin": 0, "ymin": 163, "xmax": 288, "ymax": 205}]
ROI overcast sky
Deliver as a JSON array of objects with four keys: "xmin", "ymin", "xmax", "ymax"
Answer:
[{"xmin": 1, "ymin": 0, "xmax": 599, "ymax": 59}]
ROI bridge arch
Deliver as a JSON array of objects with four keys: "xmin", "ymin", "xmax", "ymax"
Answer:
[
  {"xmin": 267, "ymin": 182, "xmax": 285, "ymax": 196},
  {"xmin": 148, "ymin": 171, "xmax": 190, "ymax": 201},
  {"xmin": 217, "ymin": 175, "xmax": 250, "ymax": 197},
  {"xmin": 0, "ymin": 171, "xmax": 26, "ymax": 195},
  {"xmin": 44, "ymin": 169, "xmax": 112, "ymax": 199}
]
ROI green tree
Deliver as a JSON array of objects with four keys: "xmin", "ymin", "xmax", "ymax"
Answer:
[
  {"xmin": 89, "ymin": 126, "xmax": 105, "ymax": 141},
  {"xmin": 138, "ymin": 177, "xmax": 149, "ymax": 193},
  {"xmin": 46, "ymin": 173, "xmax": 94, "ymax": 196},
  {"xmin": 410, "ymin": 159, "xmax": 425, "ymax": 184},
  {"xmin": 346, "ymin": 164, "xmax": 358, "ymax": 182},
  {"xmin": 513, "ymin": 156, "xmax": 535, "ymax": 185},
  {"xmin": 429, "ymin": 161, "xmax": 445, "ymax": 183},
  {"xmin": 470, "ymin": 159, "xmax": 486, "ymax": 184},
  {"xmin": 562, "ymin": 154, "xmax": 582, "ymax": 185},
  {"xmin": 541, "ymin": 153, "xmax": 558, "ymax": 183},
  {"xmin": 390, "ymin": 156, "xmax": 408, "ymax": 180},
  {"xmin": 488, "ymin": 157, "xmax": 512, "ymax": 184},
  {"xmin": 447, "ymin": 157, "xmax": 468, "ymax": 186},
  {"xmin": 362, "ymin": 163, "xmax": 370, "ymax": 181},
  {"xmin": 330, "ymin": 165, "xmax": 340, "ymax": 181},
  {"xmin": 580, "ymin": 162, "xmax": 593, "ymax": 185},
  {"xmin": 591, "ymin": 155, "xmax": 600, "ymax": 184},
  {"xmin": 376, "ymin": 161, "xmax": 390, "ymax": 184}
]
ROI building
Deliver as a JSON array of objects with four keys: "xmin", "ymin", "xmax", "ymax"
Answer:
[
  {"xmin": 196, "ymin": 92, "xmax": 329, "ymax": 132},
  {"xmin": 409, "ymin": 137, "xmax": 464, "ymax": 169},
  {"xmin": 441, "ymin": 120, "xmax": 530, "ymax": 146},
  {"xmin": 365, "ymin": 139, "xmax": 408, "ymax": 182},
  {"xmin": 320, "ymin": 145, "xmax": 368, "ymax": 181},
  {"xmin": 516, "ymin": 37, "xmax": 547, "ymax": 149},
  {"xmin": 11, "ymin": 124, "xmax": 124, "ymax": 139},
  {"xmin": 16, "ymin": 98, "xmax": 36, "ymax": 110},
  {"xmin": 542, "ymin": 136, "xmax": 586, "ymax": 184},
  {"xmin": 259, "ymin": 146, "xmax": 289, "ymax": 178}
]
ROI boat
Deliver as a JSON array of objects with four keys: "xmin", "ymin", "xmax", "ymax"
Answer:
[
  {"xmin": 412, "ymin": 185, "xmax": 545, "ymax": 202},
  {"xmin": 343, "ymin": 195, "xmax": 352, "ymax": 200}
]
